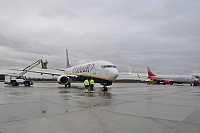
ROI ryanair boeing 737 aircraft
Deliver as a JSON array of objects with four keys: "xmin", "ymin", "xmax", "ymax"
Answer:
[{"xmin": 28, "ymin": 49, "xmax": 119, "ymax": 91}]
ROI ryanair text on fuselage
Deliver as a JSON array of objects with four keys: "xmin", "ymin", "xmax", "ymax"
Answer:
[{"xmin": 72, "ymin": 63, "xmax": 95, "ymax": 73}]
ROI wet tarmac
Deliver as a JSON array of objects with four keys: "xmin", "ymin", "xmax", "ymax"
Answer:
[{"xmin": 0, "ymin": 82, "xmax": 200, "ymax": 133}]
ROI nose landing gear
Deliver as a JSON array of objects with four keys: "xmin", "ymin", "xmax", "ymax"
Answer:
[
  {"xmin": 193, "ymin": 81, "xmax": 199, "ymax": 86},
  {"xmin": 102, "ymin": 86, "xmax": 108, "ymax": 91}
]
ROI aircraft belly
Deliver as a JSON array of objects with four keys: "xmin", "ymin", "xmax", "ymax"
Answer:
[{"xmin": 174, "ymin": 77, "xmax": 193, "ymax": 83}]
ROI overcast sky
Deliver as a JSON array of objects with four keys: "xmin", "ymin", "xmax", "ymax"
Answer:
[{"xmin": 0, "ymin": 0, "xmax": 200, "ymax": 75}]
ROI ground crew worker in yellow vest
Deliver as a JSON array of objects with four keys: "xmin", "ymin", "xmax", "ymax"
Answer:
[
  {"xmin": 42, "ymin": 60, "xmax": 48, "ymax": 69},
  {"xmin": 89, "ymin": 78, "xmax": 94, "ymax": 93},
  {"xmin": 84, "ymin": 79, "xmax": 89, "ymax": 93}
]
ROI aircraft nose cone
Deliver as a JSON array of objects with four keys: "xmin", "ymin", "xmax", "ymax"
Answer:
[{"xmin": 111, "ymin": 68, "xmax": 119, "ymax": 80}]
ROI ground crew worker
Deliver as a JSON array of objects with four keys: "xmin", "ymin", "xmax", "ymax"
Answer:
[
  {"xmin": 42, "ymin": 60, "xmax": 48, "ymax": 69},
  {"xmin": 43, "ymin": 60, "xmax": 48, "ymax": 69},
  {"xmin": 89, "ymin": 78, "xmax": 94, "ymax": 93},
  {"xmin": 84, "ymin": 78, "xmax": 89, "ymax": 93}
]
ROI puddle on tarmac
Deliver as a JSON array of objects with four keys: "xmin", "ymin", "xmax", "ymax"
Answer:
[
  {"xmin": 58, "ymin": 90, "xmax": 71, "ymax": 94},
  {"xmin": 82, "ymin": 100, "xmax": 112, "ymax": 108},
  {"xmin": 83, "ymin": 102, "xmax": 96, "ymax": 108},
  {"xmin": 191, "ymin": 91, "xmax": 200, "ymax": 96},
  {"xmin": 77, "ymin": 91, "xmax": 112, "ymax": 99},
  {"xmin": 97, "ymin": 91, "xmax": 112, "ymax": 99},
  {"xmin": 42, "ymin": 110, "xmax": 46, "ymax": 113},
  {"xmin": 9, "ymin": 91, "xmax": 31, "ymax": 96},
  {"xmin": 60, "ymin": 94, "xmax": 70, "ymax": 100}
]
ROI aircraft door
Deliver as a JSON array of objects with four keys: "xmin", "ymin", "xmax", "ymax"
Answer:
[{"xmin": 93, "ymin": 66, "xmax": 96, "ymax": 75}]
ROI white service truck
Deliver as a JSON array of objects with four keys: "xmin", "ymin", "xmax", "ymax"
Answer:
[
  {"xmin": 4, "ymin": 59, "xmax": 43, "ymax": 87},
  {"xmin": 5, "ymin": 75, "xmax": 34, "ymax": 86}
]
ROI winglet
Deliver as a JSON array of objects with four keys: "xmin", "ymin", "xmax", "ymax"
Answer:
[
  {"xmin": 147, "ymin": 66, "xmax": 156, "ymax": 77},
  {"xmin": 66, "ymin": 49, "xmax": 71, "ymax": 68},
  {"xmin": 128, "ymin": 67, "xmax": 132, "ymax": 74}
]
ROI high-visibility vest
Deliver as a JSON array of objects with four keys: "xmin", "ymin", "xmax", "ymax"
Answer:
[
  {"xmin": 90, "ymin": 79, "xmax": 94, "ymax": 85},
  {"xmin": 84, "ymin": 80, "xmax": 89, "ymax": 85}
]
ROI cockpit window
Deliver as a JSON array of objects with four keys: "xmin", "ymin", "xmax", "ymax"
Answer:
[{"xmin": 101, "ymin": 65, "xmax": 116, "ymax": 68}]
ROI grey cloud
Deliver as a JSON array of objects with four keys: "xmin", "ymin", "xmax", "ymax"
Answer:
[{"xmin": 0, "ymin": 0, "xmax": 200, "ymax": 75}]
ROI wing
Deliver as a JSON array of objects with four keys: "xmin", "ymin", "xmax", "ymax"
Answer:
[
  {"xmin": 137, "ymin": 73, "xmax": 148, "ymax": 78},
  {"xmin": 0, "ymin": 69, "xmax": 22, "ymax": 77},
  {"xmin": 29, "ymin": 68, "xmax": 64, "ymax": 76},
  {"xmin": 10, "ymin": 68, "xmax": 78, "ymax": 78}
]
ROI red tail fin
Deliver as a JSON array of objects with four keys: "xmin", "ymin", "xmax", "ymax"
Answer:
[{"xmin": 147, "ymin": 66, "xmax": 156, "ymax": 77}]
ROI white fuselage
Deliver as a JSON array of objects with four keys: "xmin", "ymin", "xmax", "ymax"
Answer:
[
  {"xmin": 64, "ymin": 60, "xmax": 119, "ymax": 82},
  {"xmin": 150, "ymin": 75, "xmax": 198, "ymax": 84}
]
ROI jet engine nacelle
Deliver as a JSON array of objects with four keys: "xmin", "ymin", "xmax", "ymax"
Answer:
[
  {"xmin": 163, "ymin": 80, "xmax": 170, "ymax": 85},
  {"xmin": 57, "ymin": 75, "xmax": 69, "ymax": 85}
]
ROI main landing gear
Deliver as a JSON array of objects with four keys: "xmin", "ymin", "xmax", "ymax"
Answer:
[
  {"xmin": 65, "ymin": 82, "xmax": 71, "ymax": 88},
  {"xmin": 190, "ymin": 81, "xmax": 199, "ymax": 86},
  {"xmin": 102, "ymin": 86, "xmax": 108, "ymax": 91}
]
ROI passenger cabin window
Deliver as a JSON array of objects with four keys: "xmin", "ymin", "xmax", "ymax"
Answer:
[{"xmin": 101, "ymin": 65, "xmax": 116, "ymax": 68}]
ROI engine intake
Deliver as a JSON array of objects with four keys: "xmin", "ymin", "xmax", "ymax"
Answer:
[{"xmin": 57, "ymin": 75, "xmax": 69, "ymax": 85}]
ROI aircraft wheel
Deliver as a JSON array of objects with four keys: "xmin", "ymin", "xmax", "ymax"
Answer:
[
  {"xmin": 11, "ymin": 81, "xmax": 18, "ymax": 86},
  {"xmin": 24, "ymin": 81, "xmax": 30, "ymax": 86},
  {"xmin": 65, "ymin": 82, "xmax": 71, "ymax": 88},
  {"xmin": 65, "ymin": 84, "xmax": 67, "ymax": 88},
  {"xmin": 68, "ymin": 82, "xmax": 71, "ymax": 88},
  {"xmin": 102, "ymin": 86, "xmax": 108, "ymax": 91},
  {"xmin": 193, "ymin": 81, "xmax": 198, "ymax": 86}
]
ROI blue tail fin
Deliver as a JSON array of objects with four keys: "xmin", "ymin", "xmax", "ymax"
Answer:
[{"xmin": 66, "ymin": 49, "xmax": 71, "ymax": 68}]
